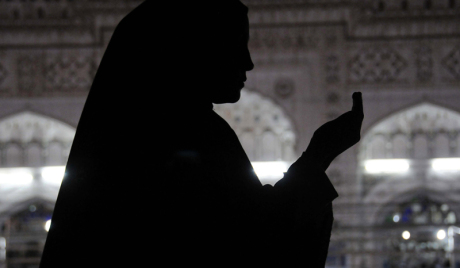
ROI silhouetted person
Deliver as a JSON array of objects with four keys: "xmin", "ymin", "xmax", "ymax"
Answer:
[{"xmin": 39, "ymin": 1, "xmax": 364, "ymax": 267}]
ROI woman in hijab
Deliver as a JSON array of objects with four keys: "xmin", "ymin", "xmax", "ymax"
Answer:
[{"xmin": 39, "ymin": 0, "xmax": 363, "ymax": 267}]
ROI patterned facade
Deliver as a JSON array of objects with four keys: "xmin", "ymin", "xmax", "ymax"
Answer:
[{"xmin": 1, "ymin": 0, "xmax": 460, "ymax": 267}]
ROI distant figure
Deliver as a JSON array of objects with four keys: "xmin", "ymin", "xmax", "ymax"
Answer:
[{"xmin": 39, "ymin": 1, "xmax": 363, "ymax": 267}]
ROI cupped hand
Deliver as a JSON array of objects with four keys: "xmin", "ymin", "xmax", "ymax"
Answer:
[{"xmin": 305, "ymin": 92, "xmax": 364, "ymax": 171}]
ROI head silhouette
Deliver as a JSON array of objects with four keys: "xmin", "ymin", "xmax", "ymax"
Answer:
[
  {"xmin": 144, "ymin": 0, "xmax": 254, "ymax": 105},
  {"xmin": 203, "ymin": 1, "xmax": 255, "ymax": 104}
]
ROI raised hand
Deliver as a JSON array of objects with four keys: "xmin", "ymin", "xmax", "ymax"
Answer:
[{"xmin": 304, "ymin": 92, "xmax": 364, "ymax": 171}]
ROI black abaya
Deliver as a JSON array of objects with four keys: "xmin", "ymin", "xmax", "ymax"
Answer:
[{"xmin": 39, "ymin": 1, "xmax": 338, "ymax": 267}]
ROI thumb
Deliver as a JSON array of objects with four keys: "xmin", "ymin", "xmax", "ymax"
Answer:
[{"xmin": 352, "ymin": 92, "xmax": 363, "ymax": 116}]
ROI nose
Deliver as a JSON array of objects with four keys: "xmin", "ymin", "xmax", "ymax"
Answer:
[{"xmin": 244, "ymin": 48, "xmax": 254, "ymax": 71}]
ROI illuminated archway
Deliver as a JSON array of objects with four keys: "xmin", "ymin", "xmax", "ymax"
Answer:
[
  {"xmin": 0, "ymin": 112, "xmax": 75, "ymax": 266},
  {"xmin": 359, "ymin": 103, "xmax": 460, "ymax": 202},
  {"xmin": 0, "ymin": 111, "xmax": 76, "ymax": 216},
  {"xmin": 356, "ymin": 103, "xmax": 460, "ymax": 267},
  {"xmin": 214, "ymin": 89, "xmax": 296, "ymax": 184}
]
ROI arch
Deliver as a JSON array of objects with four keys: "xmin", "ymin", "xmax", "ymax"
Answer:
[
  {"xmin": 360, "ymin": 102, "xmax": 460, "ymax": 161},
  {"xmin": 359, "ymin": 103, "xmax": 460, "ymax": 206},
  {"xmin": 0, "ymin": 111, "xmax": 76, "ymax": 168},
  {"xmin": 214, "ymin": 89, "xmax": 296, "ymax": 162},
  {"xmin": 0, "ymin": 112, "xmax": 73, "ymax": 216},
  {"xmin": 362, "ymin": 100, "xmax": 460, "ymax": 136}
]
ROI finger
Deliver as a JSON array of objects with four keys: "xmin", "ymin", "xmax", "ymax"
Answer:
[{"xmin": 352, "ymin": 92, "xmax": 363, "ymax": 115}]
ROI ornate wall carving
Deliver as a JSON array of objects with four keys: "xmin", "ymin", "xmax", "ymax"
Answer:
[
  {"xmin": 17, "ymin": 54, "xmax": 45, "ymax": 96},
  {"xmin": 0, "ymin": 62, "xmax": 7, "ymax": 88},
  {"xmin": 415, "ymin": 46, "xmax": 433, "ymax": 82},
  {"xmin": 348, "ymin": 47, "xmax": 407, "ymax": 83},
  {"xmin": 442, "ymin": 45, "xmax": 460, "ymax": 80},
  {"xmin": 325, "ymin": 54, "xmax": 340, "ymax": 84},
  {"xmin": 45, "ymin": 51, "xmax": 96, "ymax": 92},
  {"xmin": 0, "ymin": 0, "xmax": 76, "ymax": 21},
  {"xmin": 249, "ymin": 27, "xmax": 319, "ymax": 51},
  {"xmin": 274, "ymin": 78, "xmax": 295, "ymax": 98},
  {"xmin": 362, "ymin": 103, "xmax": 460, "ymax": 160},
  {"xmin": 13, "ymin": 50, "xmax": 97, "ymax": 96}
]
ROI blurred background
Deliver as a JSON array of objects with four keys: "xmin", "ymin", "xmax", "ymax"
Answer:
[{"xmin": 0, "ymin": 0, "xmax": 460, "ymax": 267}]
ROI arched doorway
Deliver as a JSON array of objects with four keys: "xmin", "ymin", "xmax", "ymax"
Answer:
[
  {"xmin": 214, "ymin": 89, "xmax": 296, "ymax": 185},
  {"xmin": 0, "ymin": 111, "xmax": 76, "ymax": 268},
  {"xmin": 357, "ymin": 103, "xmax": 460, "ymax": 268}
]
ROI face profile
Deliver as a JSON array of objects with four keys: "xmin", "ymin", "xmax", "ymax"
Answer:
[{"xmin": 207, "ymin": 8, "xmax": 254, "ymax": 104}]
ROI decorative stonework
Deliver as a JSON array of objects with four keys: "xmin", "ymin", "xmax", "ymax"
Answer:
[
  {"xmin": 326, "ymin": 91, "xmax": 340, "ymax": 104},
  {"xmin": 274, "ymin": 78, "xmax": 295, "ymax": 98},
  {"xmin": 45, "ymin": 52, "xmax": 96, "ymax": 92},
  {"xmin": 442, "ymin": 46, "xmax": 460, "ymax": 80},
  {"xmin": 325, "ymin": 54, "xmax": 339, "ymax": 83},
  {"xmin": 17, "ymin": 54, "xmax": 44, "ymax": 96},
  {"xmin": 366, "ymin": 0, "xmax": 460, "ymax": 23},
  {"xmin": 415, "ymin": 46, "xmax": 433, "ymax": 82},
  {"xmin": 0, "ymin": 62, "xmax": 8, "ymax": 87},
  {"xmin": 361, "ymin": 103, "xmax": 460, "ymax": 161},
  {"xmin": 249, "ymin": 28, "xmax": 318, "ymax": 51},
  {"xmin": 349, "ymin": 47, "xmax": 407, "ymax": 83},
  {"xmin": 0, "ymin": 0, "xmax": 76, "ymax": 21}
]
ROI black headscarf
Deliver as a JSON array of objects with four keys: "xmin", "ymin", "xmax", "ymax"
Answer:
[{"xmin": 39, "ymin": 1, "xmax": 262, "ymax": 266}]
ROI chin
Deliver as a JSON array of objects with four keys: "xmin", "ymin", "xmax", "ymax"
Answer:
[
  {"xmin": 213, "ymin": 94, "xmax": 240, "ymax": 104},
  {"xmin": 212, "ymin": 88, "xmax": 242, "ymax": 104}
]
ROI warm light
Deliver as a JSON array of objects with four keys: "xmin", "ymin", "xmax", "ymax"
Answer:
[
  {"xmin": 364, "ymin": 159, "xmax": 410, "ymax": 174},
  {"xmin": 0, "ymin": 168, "xmax": 34, "ymax": 185},
  {"xmin": 402, "ymin": 230, "xmax": 410, "ymax": 240},
  {"xmin": 44, "ymin": 220, "xmax": 51, "ymax": 232},
  {"xmin": 437, "ymin": 229, "xmax": 446, "ymax": 240},
  {"xmin": 432, "ymin": 158, "xmax": 460, "ymax": 171},
  {"xmin": 41, "ymin": 166, "xmax": 65, "ymax": 185},
  {"xmin": 252, "ymin": 161, "xmax": 289, "ymax": 180}
]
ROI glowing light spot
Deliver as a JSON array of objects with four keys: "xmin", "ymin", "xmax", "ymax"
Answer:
[
  {"xmin": 432, "ymin": 158, "xmax": 460, "ymax": 171},
  {"xmin": 0, "ymin": 168, "xmax": 33, "ymax": 185},
  {"xmin": 402, "ymin": 230, "xmax": 410, "ymax": 240},
  {"xmin": 252, "ymin": 161, "xmax": 288, "ymax": 180},
  {"xmin": 44, "ymin": 220, "xmax": 51, "ymax": 232},
  {"xmin": 41, "ymin": 166, "xmax": 65, "ymax": 185},
  {"xmin": 393, "ymin": 214, "xmax": 400, "ymax": 222},
  {"xmin": 437, "ymin": 229, "xmax": 446, "ymax": 240},
  {"xmin": 364, "ymin": 159, "xmax": 409, "ymax": 174}
]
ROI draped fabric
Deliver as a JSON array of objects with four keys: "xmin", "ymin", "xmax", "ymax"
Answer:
[{"xmin": 39, "ymin": 1, "xmax": 338, "ymax": 267}]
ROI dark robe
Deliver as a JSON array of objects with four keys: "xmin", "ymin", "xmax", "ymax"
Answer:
[{"xmin": 39, "ymin": 1, "xmax": 338, "ymax": 267}]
